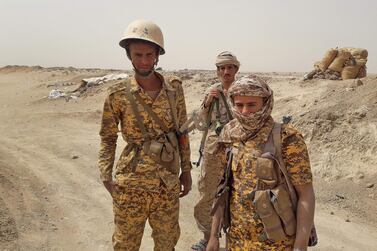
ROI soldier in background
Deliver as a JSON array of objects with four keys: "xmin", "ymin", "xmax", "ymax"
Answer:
[
  {"xmin": 97, "ymin": 20, "xmax": 192, "ymax": 251},
  {"xmin": 191, "ymin": 52, "xmax": 240, "ymax": 251}
]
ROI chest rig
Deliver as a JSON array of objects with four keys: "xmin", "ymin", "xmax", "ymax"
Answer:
[
  {"xmin": 212, "ymin": 122, "xmax": 317, "ymax": 246},
  {"xmin": 123, "ymin": 79, "xmax": 181, "ymax": 174}
]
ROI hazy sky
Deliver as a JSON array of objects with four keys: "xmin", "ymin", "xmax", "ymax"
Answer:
[{"xmin": 1, "ymin": 0, "xmax": 376, "ymax": 72}]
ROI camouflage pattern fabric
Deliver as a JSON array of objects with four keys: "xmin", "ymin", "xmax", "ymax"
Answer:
[
  {"xmin": 112, "ymin": 184, "xmax": 180, "ymax": 251},
  {"xmin": 97, "ymin": 72, "xmax": 191, "ymax": 250},
  {"xmin": 197, "ymin": 82, "xmax": 233, "ymax": 132},
  {"xmin": 194, "ymin": 144, "xmax": 225, "ymax": 234},
  {"xmin": 97, "ymin": 72, "xmax": 191, "ymax": 191},
  {"xmin": 227, "ymin": 74, "xmax": 274, "ymax": 141},
  {"xmin": 194, "ymin": 84, "xmax": 232, "ymax": 235},
  {"xmin": 217, "ymin": 119, "xmax": 313, "ymax": 250}
]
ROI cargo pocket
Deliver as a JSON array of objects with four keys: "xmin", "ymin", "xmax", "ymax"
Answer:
[
  {"xmin": 270, "ymin": 184, "xmax": 296, "ymax": 236},
  {"xmin": 253, "ymin": 190, "xmax": 286, "ymax": 242}
]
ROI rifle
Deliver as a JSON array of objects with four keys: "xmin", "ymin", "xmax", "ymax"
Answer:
[
  {"xmin": 211, "ymin": 147, "xmax": 233, "ymax": 234},
  {"xmin": 192, "ymin": 99, "xmax": 217, "ymax": 167}
]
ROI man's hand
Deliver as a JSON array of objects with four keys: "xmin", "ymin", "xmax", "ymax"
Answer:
[
  {"xmin": 179, "ymin": 171, "xmax": 192, "ymax": 197},
  {"xmin": 103, "ymin": 180, "xmax": 116, "ymax": 196},
  {"xmin": 206, "ymin": 237, "xmax": 220, "ymax": 251},
  {"xmin": 205, "ymin": 88, "xmax": 220, "ymax": 107}
]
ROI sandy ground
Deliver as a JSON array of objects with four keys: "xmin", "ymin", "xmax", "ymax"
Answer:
[{"xmin": 0, "ymin": 66, "xmax": 377, "ymax": 251}]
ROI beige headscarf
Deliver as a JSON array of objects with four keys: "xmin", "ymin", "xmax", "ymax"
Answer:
[{"xmin": 222, "ymin": 74, "xmax": 274, "ymax": 142}]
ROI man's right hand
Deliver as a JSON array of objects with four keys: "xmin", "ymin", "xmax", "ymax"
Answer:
[
  {"xmin": 206, "ymin": 237, "xmax": 220, "ymax": 251},
  {"xmin": 103, "ymin": 180, "xmax": 116, "ymax": 196},
  {"xmin": 205, "ymin": 88, "xmax": 220, "ymax": 107}
]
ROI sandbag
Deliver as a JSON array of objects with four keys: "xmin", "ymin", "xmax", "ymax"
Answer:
[
  {"xmin": 314, "ymin": 61, "xmax": 321, "ymax": 70},
  {"xmin": 328, "ymin": 50, "xmax": 351, "ymax": 72},
  {"xmin": 341, "ymin": 65, "xmax": 361, "ymax": 80},
  {"xmin": 357, "ymin": 65, "xmax": 367, "ymax": 78},
  {"xmin": 318, "ymin": 49, "xmax": 338, "ymax": 71},
  {"xmin": 356, "ymin": 58, "xmax": 367, "ymax": 66},
  {"xmin": 343, "ymin": 47, "xmax": 368, "ymax": 59}
]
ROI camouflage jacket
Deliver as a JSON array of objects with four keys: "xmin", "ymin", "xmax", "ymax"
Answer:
[
  {"xmin": 97, "ymin": 72, "xmax": 191, "ymax": 191},
  {"xmin": 217, "ymin": 119, "xmax": 313, "ymax": 249},
  {"xmin": 198, "ymin": 82, "xmax": 233, "ymax": 154}
]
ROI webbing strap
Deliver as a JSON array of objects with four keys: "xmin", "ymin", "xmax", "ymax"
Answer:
[
  {"xmin": 215, "ymin": 98, "xmax": 220, "ymax": 120},
  {"xmin": 124, "ymin": 83, "xmax": 149, "ymax": 139},
  {"xmin": 199, "ymin": 100, "xmax": 216, "ymax": 148},
  {"xmin": 272, "ymin": 123, "xmax": 298, "ymax": 209},
  {"xmin": 219, "ymin": 91, "xmax": 233, "ymax": 120},
  {"xmin": 165, "ymin": 89, "xmax": 179, "ymax": 131},
  {"xmin": 133, "ymin": 91, "xmax": 170, "ymax": 133}
]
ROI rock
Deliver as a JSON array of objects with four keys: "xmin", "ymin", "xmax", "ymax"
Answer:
[
  {"xmin": 330, "ymin": 211, "xmax": 335, "ymax": 215},
  {"xmin": 357, "ymin": 173, "xmax": 365, "ymax": 179},
  {"xmin": 356, "ymin": 79, "xmax": 364, "ymax": 86},
  {"xmin": 336, "ymin": 194, "xmax": 346, "ymax": 199},
  {"xmin": 366, "ymin": 183, "xmax": 374, "ymax": 188},
  {"xmin": 282, "ymin": 115, "xmax": 292, "ymax": 124},
  {"xmin": 345, "ymin": 219, "xmax": 351, "ymax": 222},
  {"xmin": 72, "ymin": 155, "xmax": 79, "ymax": 159},
  {"xmin": 368, "ymin": 194, "xmax": 375, "ymax": 199}
]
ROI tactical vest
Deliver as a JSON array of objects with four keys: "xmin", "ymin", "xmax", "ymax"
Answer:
[
  {"xmin": 212, "ymin": 123, "xmax": 317, "ymax": 246},
  {"xmin": 121, "ymin": 77, "xmax": 181, "ymax": 174}
]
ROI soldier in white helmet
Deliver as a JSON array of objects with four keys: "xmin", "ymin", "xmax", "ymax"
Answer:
[
  {"xmin": 191, "ymin": 51, "xmax": 240, "ymax": 251},
  {"xmin": 97, "ymin": 20, "xmax": 192, "ymax": 251}
]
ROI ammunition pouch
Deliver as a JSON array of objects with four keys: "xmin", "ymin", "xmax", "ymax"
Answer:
[
  {"xmin": 252, "ymin": 156, "xmax": 296, "ymax": 242},
  {"xmin": 270, "ymin": 184, "xmax": 296, "ymax": 236},
  {"xmin": 253, "ymin": 189, "xmax": 287, "ymax": 241},
  {"xmin": 255, "ymin": 157, "xmax": 278, "ymax": 190},
  {"xmin": 143, "ymin": 131, "xmax": 180, "ymax": 174}
]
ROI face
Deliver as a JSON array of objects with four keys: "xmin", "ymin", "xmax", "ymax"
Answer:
[
  {"xmin": 233, "ymin": 96, "xmax": 264, "ymax": 115},
  {"xmin": 128, "ymin": 42, "xmax": 158, "ymax": 75},
  {"xmin": 217, "ymin": 64, "xmax": 238, "ymax": 84}
]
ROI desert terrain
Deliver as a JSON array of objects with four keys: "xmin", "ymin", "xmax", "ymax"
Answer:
[{"xmin": 1, "ymin": 66, "xmax": 377, "ymax": 251}]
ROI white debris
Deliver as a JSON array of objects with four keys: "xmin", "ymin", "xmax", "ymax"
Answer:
[
  {"xmin": 82, "ymin": 73, "xmax": 129, "ymax": 87},
  {"xmin": 48, "ymin": 89, "xmax": 66, "ymax": 99}
]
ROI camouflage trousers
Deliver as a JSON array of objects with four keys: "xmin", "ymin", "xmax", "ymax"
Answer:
[
  {"xmin": 194, "ymin": 151, "xmax": 224, "ymax": 236},
  {"xmin": 226, "ymin": 237, "xmax": 294, "ymax": 251},
  {"xmin": 112, "ymin": 184, "xmax": 180, "ymax": 251}
]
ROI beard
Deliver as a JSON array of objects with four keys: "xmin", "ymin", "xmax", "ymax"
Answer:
[{"xmin": 132, "ymin": 62, "xmax": 155, "ymax": 78}]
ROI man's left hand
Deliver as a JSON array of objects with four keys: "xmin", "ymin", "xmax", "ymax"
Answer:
[{"xmin": 179, "ymin": 171, "xmax": 192, "ymax": 198}]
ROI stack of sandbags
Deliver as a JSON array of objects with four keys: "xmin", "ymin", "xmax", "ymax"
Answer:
[
  {"xmin": 316, "ymin": 48, "xmax": 338, "ymax": 71},
  {"xmin": 341, "ymin": 48, "xmax": 368, "ymax": 79},
  {"xmin": 307, "ymin": 47, "xmax": 368, "ymax": 80}
]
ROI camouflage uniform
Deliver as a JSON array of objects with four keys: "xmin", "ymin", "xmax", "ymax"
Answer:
[
  {"xmin": 98, "ymin": 72, "xmax": 191, "ymax": 251},
  {"xmin": 218, "ymin": 118, "xmax": 313, "ymax": 251},
  {"xmin": 194, "ymin": 83, "xmax": 233, "ymax": 235}
]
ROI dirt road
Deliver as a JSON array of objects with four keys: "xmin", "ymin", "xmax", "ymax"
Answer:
[{"xmin": 1, "ymin": 67, "xmax": 377, "ymax": 250}]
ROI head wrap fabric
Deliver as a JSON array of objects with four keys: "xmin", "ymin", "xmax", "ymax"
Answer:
[{"xmin": 223, "ymin": 74, "xmax": 274, "ymax": 141}]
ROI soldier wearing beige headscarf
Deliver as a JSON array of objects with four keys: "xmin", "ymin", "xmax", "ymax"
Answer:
[
  {"xmin": 191, "ymin": 51, "xmax": 240, "ymax": 251},
  {"xmin": 207, "ymin": 75, "xmax": 316, "ymax": 251}
]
